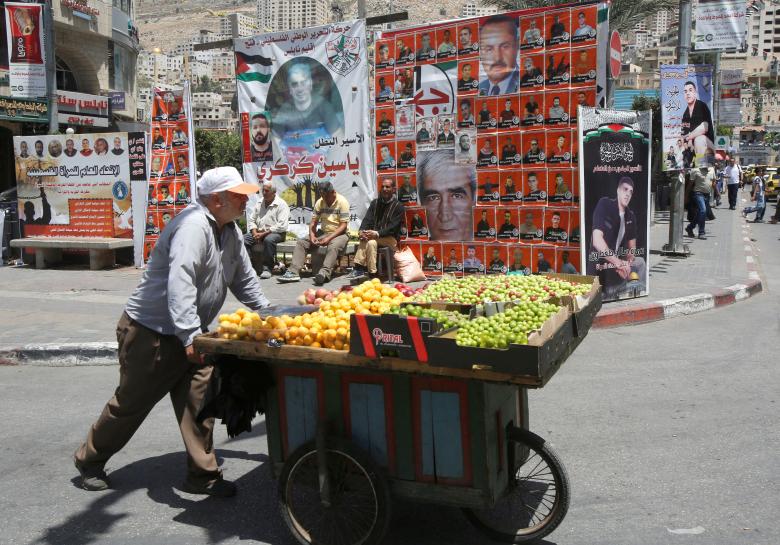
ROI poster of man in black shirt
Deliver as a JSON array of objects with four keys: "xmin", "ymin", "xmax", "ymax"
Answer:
[{"xmin": 680, "ymin": 80, "xmax": 715, "ymax": 168}]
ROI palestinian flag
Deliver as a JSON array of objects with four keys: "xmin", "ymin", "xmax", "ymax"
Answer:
[{"xmin": 236, "ymin": 52, "xmax": 273, "ymax": 83}]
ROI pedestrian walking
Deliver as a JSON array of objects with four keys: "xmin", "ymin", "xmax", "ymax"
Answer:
[
  {"xmin": 723, "ymin": 157, "xmax": 741, "ymax": 210},
  {"xmin": 712, "ymin": 164, "xmax": 723, "ymax": 207},
  {"xmin": 686, "ymin": 167, "xmax": 709, "ymax": 239},
  {"xmin": 742, "ymin": 167, "xmax": 766, "ymax": 223},
  {"xmin": 73, "ymin": 167, "xmax": 270, "ymax": 496}
]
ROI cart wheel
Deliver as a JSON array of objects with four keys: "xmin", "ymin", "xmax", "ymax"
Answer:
[
  {"xmin": 463, "ymin": 427, "xmax": 570, "ymax": 543},
  {"xmin": 279, "ymin": 440, "xmax": 391, "ymax": 545}
]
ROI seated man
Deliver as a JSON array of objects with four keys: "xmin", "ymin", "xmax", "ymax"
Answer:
[
  {"xmin": 348, "ymin": 177, "xmax": 405, "ymax": 281},
  {"xmin": 278, "ymin": 181, "xmax": 349, "ymax": 286},
  {"xmin": 244, "ymin": 182, "xmax": 290, "ymax": 279}
]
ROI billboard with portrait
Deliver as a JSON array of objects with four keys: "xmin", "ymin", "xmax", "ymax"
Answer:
[
  {"xmin": 13, "ymin": 132, "xmax": 143, "ymax": 238},
  {"xmin": 375, "ymin": 1, "xmax": 607, "ymax": 275},
  {"xmin": 660, "ymin": 64, "xmax": 715, "ymax": 171},
  {"xmin": 578, "ymin": 107, "xmax": 651, "ymax": 302},
  {"xmin": 235, "ymin": 20, "xmax": 372, "ymax": 237},
  {"xmin": 141, "ymin": 85, "xmax": 196, "ymax": 265}
]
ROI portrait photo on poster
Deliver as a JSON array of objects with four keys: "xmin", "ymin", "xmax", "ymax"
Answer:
[{"xmin": 265, "ymin": 58, "xmax": 345, "ymax": 161}]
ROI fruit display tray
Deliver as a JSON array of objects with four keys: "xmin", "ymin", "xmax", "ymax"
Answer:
[{"xmin": 426, "ymin": 306, "xmax": 575, "ymax": 385}]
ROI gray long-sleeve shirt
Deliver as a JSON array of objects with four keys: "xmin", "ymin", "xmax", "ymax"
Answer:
[{"xmin": 125, "ymin": 201, "xmax": 270, "ymax": 347}]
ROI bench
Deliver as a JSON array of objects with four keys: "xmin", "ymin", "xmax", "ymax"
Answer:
[
  {"xmin": 10, "ymin": 236, "xmax": 134, "ymax": 270},
  {"xmin": 275, "ymin": 240, "xmax": 357, "ymax": 273}
]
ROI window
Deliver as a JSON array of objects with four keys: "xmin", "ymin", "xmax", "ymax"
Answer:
[{"xmin": 56, "ymin": 56, "xmax": 78, "ymax": 92}]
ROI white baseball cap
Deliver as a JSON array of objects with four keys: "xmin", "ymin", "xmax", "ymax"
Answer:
[{"xmin": 196, "ymin": 166, "xmax": 259, "ymax": 196}]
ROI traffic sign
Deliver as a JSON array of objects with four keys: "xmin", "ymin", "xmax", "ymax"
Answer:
[
  {"xmin": 715, "ymin": 135, "xmax": 730, "ymax": 149},
  {"xmin": 610, "ymin": 31, "xmax": 622, "ymax": 79}
]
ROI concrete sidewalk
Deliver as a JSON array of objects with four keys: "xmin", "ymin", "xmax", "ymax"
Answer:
[{"xmin": 0, "ymin": 191, "xmax": 765, "ymax": 363}]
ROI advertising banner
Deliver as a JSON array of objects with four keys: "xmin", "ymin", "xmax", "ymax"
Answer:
[
  {"xmin": 578, "ymin": 107, "xmax": 651, "ymax": 302},
  {"xmin": 140, "ymin": 84, "xmax": 196, "ymax": 265},
  {"xmin": 660, "ymin": 64, "xmax": 715, "ymax": 171},
  {"xmin": 4, "ymin": 2, "xmax": 46, "ymax": 98},
  {"xmin": 57, "ymin": 90, "xmax": 110, "ymax": 128},
  {"xmin": 718, "ymin": 69, "xmax": 742, "ymax": 126},
  {"xmin": 694, "ymin": 0, "xmax": 747, "ymax": 51},
  {"xmin": 0, "ymin": 95, "xmax": 47, "ymax": 122},
  {"xmin": 375, "ymin": 2, "xmax": 608, "ymax": 274},
  {"xmin": 13, "ymin": 132, "xmax": 139, "ymax": 238},
  {"xmin": 234, "ymin": 20, "xmax": 373, "ymax": 237}
]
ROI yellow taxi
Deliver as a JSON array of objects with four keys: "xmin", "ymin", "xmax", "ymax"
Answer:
[{"xmin": 765, "ymin": 168, "xmax": 779, "ymax": 200}]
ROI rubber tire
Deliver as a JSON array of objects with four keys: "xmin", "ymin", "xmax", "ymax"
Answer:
[
  {"xmin": 462, "ymin": 428, "xmax": 570, "ymax": 543},
  {"xmin": 279, "ymin": 439, "xmax": 392, "ymax": 545}
]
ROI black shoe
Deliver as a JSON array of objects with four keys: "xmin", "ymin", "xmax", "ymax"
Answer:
[
  {"xmin": 685, "ymin": 227, "xmax": 695, "ymax": 237},
  {"xmin": 313, "ymin": 273, "xmax": 328, "ymax": 286},
  {"xmin": 697, "ymin": 234, "xmax": 706, "ymax": 240},
  {"xmin": 182, "ymin": 478, "xmax": 237, "ymax": 497},
  {"xmin": 74, "ymin": 457, "xmax": 110, "ymax": 491},
  {"xmin": 729, "ymin": 206, "xmax": 736, "ymax": 210}
]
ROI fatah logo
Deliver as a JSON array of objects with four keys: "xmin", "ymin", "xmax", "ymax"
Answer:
[
  {"xmin": 326, "ymin": 34, "xmax": 361, "ymax": 76},
  {"xmin": 372, "ymin": 327, "xmax": 403, "ymax": 345}
]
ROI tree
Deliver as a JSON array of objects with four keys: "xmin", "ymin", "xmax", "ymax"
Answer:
[
  {"xmin": 480, "ymin": 0, "xmax": 678, "ymax": 33},
  {"xmin": 193, "ymin": 129, "xmax": 243, "ymax": 173},
  {"xmin": 194, "ymin": 75, "xmax": 221, "ymax": 94}
]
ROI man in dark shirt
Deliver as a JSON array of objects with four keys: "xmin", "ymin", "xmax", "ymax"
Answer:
[
  {"xmin": 536, "ymin": 251, "xmax": 552, "ymax": 273},
  {"xmin": 20, "ymin": 186, "xmax": 52, "ymax": 235},
  {"xmin": 521, "ymin": 57, "xmax": 543, "ymax": 86},
  {"xmin": 437, "ymin": 119, "xmax": 455, "ymax": 146},
  {"xmin": 499, "ymin": 99, "xmax": 516, "ymax": 126},
  {"xmin": 475, "ymin": 210, "xmax": 492, "ymax": 237},
  {"xmin": 497, "ymin": 211, "xmax": 517, "ymax": 238},
  {"xmin": 398, "ymin": 174, "xmax": 416, "ymax": 203},
  {"xmin": 349, "ymin": 177, "xmax": 405, "ymax": 279},
  {"xmin": 680, "ymin": 80, "xmax": 715, "ymax": 166},
  {"xmin": 377, "ymin": 111, "xmax": 393, "ymax": 135},
  {"xmin": 458, "ymin": 63, "xmax": 477, "ymax": 93},
  {"xmin": 549, "ymin": 15, "xmax": 566, "ymax": 39},
  {"xmin": 478, "ymin": 101, "xmax": 492, "ymax": 125},
  {"xmin": 509, "ymin": 248, "xmax": 528, "ymax": 273},
  {"xmin": 399, "ymin": 143, "xmax": 415, "ymax": 165},
  {"xmin": 586, "ymin": 176, "xmax": 646, "ymax": 297},
  {"xmin": 500, "ymin": 137, "xmax": 517, "ymax": 162},
  {"xmin": 478, "ymin": 140, "xmax": 496, "ymax": 166},
  {"xmin": 488, "ymin": 248, "xmax": 505, "ymax": 273},
  {"xmin": 416, "ymin": 121, "xmax": 431, "ymax": 144},
  {"xmin": 543, "ymin": 211, "xmax": 567, "ymax": 242},
  {"xmin": 523, "ymin": 172, "xmax": 545, "ymax": 202},
  {"xmin": 523, "ymin": 138, "xmax": 544, "ymax": 164}
]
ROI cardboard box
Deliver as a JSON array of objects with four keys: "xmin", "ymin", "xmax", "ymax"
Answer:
[
  {"xmin": 426, "ymin": 306, "xmax": 574, "ymax": 382},
  {"xmin": 542, "ymin": 273, "xmax": 602, "ymax": 338},
  {"xmin": 349, "ymin": 312, "xmax": 442, "ymax": 362}
]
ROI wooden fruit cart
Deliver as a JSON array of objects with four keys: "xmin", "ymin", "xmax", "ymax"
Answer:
[{"xmin": 194, "ymin": 318, "xmax": 589, "ymax": 545}]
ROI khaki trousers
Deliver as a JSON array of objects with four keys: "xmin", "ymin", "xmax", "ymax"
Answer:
[
  {"xmin": 290, "ymin": 233, "xmax": 349, "ymax": 279},
  {"xmin": 354, "ymin": 236, "xmax": 397, "ymax": 273},
  {"xmin": 74, "ymin": 312, "xmax": 220, "ymax": 484}
]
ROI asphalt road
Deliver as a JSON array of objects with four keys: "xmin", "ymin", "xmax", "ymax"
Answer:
[{"xmin": 1, "ymin": 222, "xmax": 778, "ymax": 545}]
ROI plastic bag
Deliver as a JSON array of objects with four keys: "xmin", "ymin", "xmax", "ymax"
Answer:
[{"xmin": 394, "ymin": 246, "xmax": 426, "ymax": 282}]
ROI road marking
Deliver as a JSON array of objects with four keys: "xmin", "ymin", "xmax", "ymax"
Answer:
[
  {"xmin": 745, "ymin": 256, "xmax": 754, "ymax": 264},
  {"xmin": 667, "ymin": 526, "xmax": 705, "ymax": 535}
]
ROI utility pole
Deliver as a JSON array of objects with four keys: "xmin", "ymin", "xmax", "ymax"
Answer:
[
  {"xmin": 44, "ymin": 0, "xmax": 58, "ymax": 135},
  {"xmin": 662, "ymin": 0, "xmax": 692, "ymax": 256}
]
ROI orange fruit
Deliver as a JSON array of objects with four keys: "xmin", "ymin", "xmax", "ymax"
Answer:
[
  {"xmin": 333, "ymin": 339, "xmax": 343, "ymax": 350},
  {"xmin": 310, "ymin": 341, "xmax": 321, "ymax": 348}
]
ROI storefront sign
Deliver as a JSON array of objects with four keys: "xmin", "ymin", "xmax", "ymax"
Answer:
[
  {"xmin": 107, "ymin": 91, "xmax": 126, "ymax": 111},
  {"xmin": 57, "ymin": 90, "xmax": 110, "ymax": 127},
  {"xmin": 694, "ymin": 0, "xmax": 746, "ymax": 51},
  {"xmin": 4, "ymin": 2, "xmax": 47, "ymax": 98},
  {"xmin": 579, "ymin": 107, "xmax": 652, "ymax": 302},
  {"xmin": 60, "ymin": 0, "xmax": 99, "ymax": 17},
  {"xmin": 0, "ymin": 95, "xmax": 47, "ymax": 122}
]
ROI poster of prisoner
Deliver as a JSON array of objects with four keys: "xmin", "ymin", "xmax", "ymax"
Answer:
[
  {"xmin": 142, "ymin": 84, "xmax": 196, "ymax": 264},
  {"xmin": 660, "ymin": 64, "xmax": 715, "ymax": 171},
  {"xmin": 578, "ymin": 107, "xmax": 651, "ymax": 302},
  {"xmin": 13, "ymin": 132, "xmax": 145, "ymax": 238},
  {"xmin": 373, "ymin": 1, "xmax": 608, "ymax": 275},
  {"xmin": 235, "ymin": 20, "xmax": 373, "ymax": 237}
]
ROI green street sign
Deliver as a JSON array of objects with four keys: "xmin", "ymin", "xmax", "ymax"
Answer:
[{"xmin": 0, "ymin": 96, "xmax": 49, "ymax": 123}]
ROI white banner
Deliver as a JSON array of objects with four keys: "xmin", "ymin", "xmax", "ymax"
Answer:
[
  {"xmin": 234, "ymin": 20, "xmax": 373, "ymax": 237},
  {"xmin": 4, "ymin": 2, "xmax": 47, "ymax": 98},
  {"xmin": 718, "ymin": 69, "xmax": 742, "ymax": 126},
  {"xmin": 694, "ymin": 0, "xmax": 747, "ymax": 51}
]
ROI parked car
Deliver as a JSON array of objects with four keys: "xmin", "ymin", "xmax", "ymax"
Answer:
[{"xmin": 765, "ymin": 170, "xmax": 779, "ymax": 200}]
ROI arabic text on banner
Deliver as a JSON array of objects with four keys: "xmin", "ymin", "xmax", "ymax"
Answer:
[
  {"xmin": 694, "ymin": 0, "xmax": 747, "ymax": 51},
  {"xmin": 4, "ymin": 2, "xmax": 47, "ymax": 98},
  {"xmin": 141, "ymin": 85, "xmax": 197, "ymax": 264},
  {"xmin": 578, "ymin": 107, "xmax": 651, "ymax": 302},
  {"xmin": 660, "ymin": 64, "xmax": 715, "ymax": 171},
  {"xmin": 13, "ymin": 133, "xmax": 135, "ymax": 238},
  {"xmin": 235, "ymin": 20, "xmax": 373, "ymax": 237},
  {"xmin": 718, "ymin": 69, "xmax": 742, "ymax": 126}
]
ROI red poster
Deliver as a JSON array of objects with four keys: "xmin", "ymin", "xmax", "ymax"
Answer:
[
  {"xmin": 508, "ymin": 245, "xmax": 532, "ymax": 274},
  {"xmin": 499, "ymin": 170, "xmax": 523, "ymax": 203},
  {"xmin": 457, "ymin": 22, "xmax": 479, "ymax": 57},
  {"xmin": 519, "ymin": 14, "xmax": 546, "ymax": 52},
  {"xmin": 475, "ymin": 97, "xmax": 498, "ymax": 131},
  {"xmin": 497, "ymin": 95, "xmax": 520, "ymax": 131},
  {"xmin": 543, "ymin": 208, "xmax": 570, "ymax": 245},
  {"xmin": 376, "ymin": 107, "xmax": 395, "ymax": 139},
  {"xmin": 557, "ymin": 247, "xmax": 581, "ymax": 274},
  {"xmin": 421, "ymin": 241, "xmax": 443, "ymax": 275},
  {"xmin": 570, "ymin": 5, "xmax": 598, "ymax": 45},
  {"xmin": 436, "ymin": 26, "xmax": 457, "ymax": 60},
  {"xmin": 535, "ymin": 245, "xmax": 556, "ymax": 273},
  {"xmin": 545, "ymin": 49, "xmax": 571, "ymax": 88},
  {"xmin": 520, "ymin": 93, "xmax": 545, "ymax": 127},
  {"xmin": 496, "ymin": 206, "xmax": 519, "ymax": 242},
  {"xmin": 477, "ymin": 171, "xmax": 500, "ymax": 204},
  {"xmin": 473, "ymin": 206, "xmax": 496, "ymax": 241},
  {"xmin": 486, "ymin": 244, "xmax": 509, "ymax": 275},
  {"xmin": 546, "ymin": 9, "xmax": 571, "ymax": 49},
  {"xmin": 377, "ymin": 141, "xmax": 396, "ymax": 171},
  {"xmin": 457, "ymin": 60, "xmax": 480, "ymax": 95},
  {"xmin": 519, "ymin": 208, "xmax": 544, "ymax": 243},
  {"xmin": 442, "ymin": 243, "xmax": 464, "ymax": 276},
  {"xmin": 476, "ymin": 134, "xmax": 498, "ymax": 169},
  {"xmin": 571, "ymin": 47, "xmax": 598, "ymax": 87},
  {"xmin": 404, "ymin": 207, "xmax": 429, "ymax": 240},
  {"xmin": 397, "ymin": 172, "xmax": 418, "ymax": 204},
  {"xmin": 394, "ymin": 34, "xmax": 415, "ymax": 66},
  {"xmin": 548, "ymin": 168, "xmax": 575, "ymax": 205},
  {"xmin": 546, "ymin": 129, "xmax": 572, "ymax": 165},
  {"xmin": 375, "ymin": 39, "xmax": 395, "ymax": 71},
  {"xmin": 523, "ymin": 169, "xmax": 548, "ymax": 205},
  {"xmin": 545, "ymin": 90, "xmax": 570, "ymax": 126},
  {"xmin": 498, "ymin": 133, "xmax": 521, "ymax": 166},
  {"xmin": 463, "ymin": 242, "xmax": 485, "ymax": 274}
]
